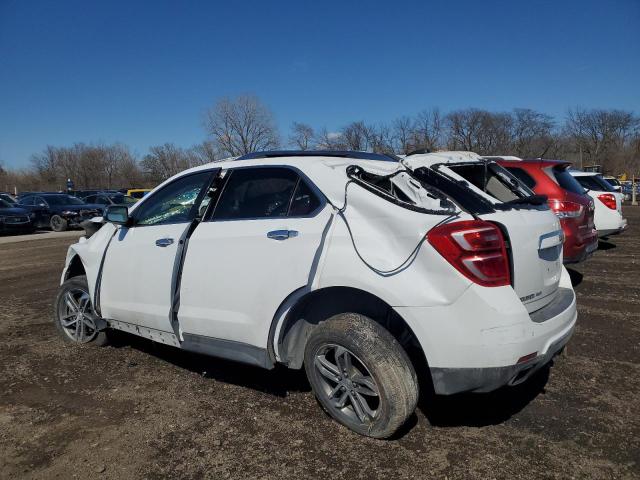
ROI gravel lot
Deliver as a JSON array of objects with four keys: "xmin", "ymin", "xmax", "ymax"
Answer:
[{"xmin": 1, "ymin": 207, "xmax": 639, "ymax": 479}]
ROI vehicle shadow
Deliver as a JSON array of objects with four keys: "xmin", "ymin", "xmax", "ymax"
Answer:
[
  {"xmin": 107, "ymin": 331, "xmax": 311, "ymax": 397},
  {"xmin": 566, "ymin": 267, "xmax": 583, "ymax": 287},
  {"xmin": 108, "ymin": 330, "xmax": 550, "ymax": 433},
  {"xmin": 417, "ymin": 366, "xmax": 550, "ymax": 428},
  {"xmin": 598, "ymin": 239, "xmax": 617, "ymax": 250}
]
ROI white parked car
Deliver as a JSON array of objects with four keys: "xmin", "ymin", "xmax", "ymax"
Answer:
[
  {"xmin": 55, "ymin": 150, "xmax": 577, "ymax": 438},
  {"xmin": 569, "ymin": 171, "xmax": 628, "ymax": 237}
]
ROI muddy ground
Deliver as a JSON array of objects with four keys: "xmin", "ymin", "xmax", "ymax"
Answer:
[{"xmin": 1, "ymin": 207, "xmax": 639, "ymax": 479}]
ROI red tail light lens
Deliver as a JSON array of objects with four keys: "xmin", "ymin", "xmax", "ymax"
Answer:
[
  {"xmin": 427, "ymin": 220, "xmax": 511, "ymax": 287},
  {"xmin": 598, "ymin": 193, "xmax": 617, "ymax": 210},
  {"xmin": 548, "ymin": 199, "xmax": 583, "ymax": 218}
]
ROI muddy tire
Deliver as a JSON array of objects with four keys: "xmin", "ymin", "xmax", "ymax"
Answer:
[
  {"xmin": 50, "ymin": 215, "xmax": 68, "ymax": 232},
  {"xmin": 53, "ymin": 275, "xmax": 109, "ymax": 346},
  {"xmin": 304, "ymin": 313, "xmax": 418, "ymax": 438}
]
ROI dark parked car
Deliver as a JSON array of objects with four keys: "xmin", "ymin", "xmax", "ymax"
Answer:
[
  {"xmin": 82, "ymin": 192, "xmax": 137, "ymax": 206},
  {"xmin": 0, "ymin": 198, "xmax": 35, "ymax": 234},
  {"xmin": 0, "ymin": 193, "xmax": 17, "ymax": 205},
  {"xmin": 17, "ymin": 193, "xmax": 103, "ymax": 232},
  {"xmin": 74, "ymin": 189, "xmax": 119, "ymax": 198}
]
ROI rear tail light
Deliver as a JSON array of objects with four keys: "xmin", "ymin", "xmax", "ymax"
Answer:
[
  {"xmin": 548, "ymin": 199, "xmax": 583, "ymax": 218},
  {"xmin": 597, "ymin": 193, "xmax": 617, "ymax": 210},
  {"xmin": 427, "ymin": 220, "xmax": 511, "ymax": 287}
]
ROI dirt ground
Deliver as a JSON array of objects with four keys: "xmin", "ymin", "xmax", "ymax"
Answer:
[{"xmin": 1, "ymin": 208, "xmax": 639, "ymax": 480}]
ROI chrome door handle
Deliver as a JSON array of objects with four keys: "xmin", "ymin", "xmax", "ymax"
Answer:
[
  {"xmin": 155, "ymin": 238, "xmax": 174, "ymax": 247},
  {"xmin": 267, "ymin": 230, "xmax": 298, "ymax": 241}
]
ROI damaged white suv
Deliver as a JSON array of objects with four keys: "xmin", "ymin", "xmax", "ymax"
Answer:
[{"xmin": 55, "ymin": 150, "xmax": 577, "ymax": 438}]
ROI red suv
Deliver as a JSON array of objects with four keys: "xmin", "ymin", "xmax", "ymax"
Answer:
[{"xmin": 495, "ymin": 158, "xmax": 598, "ymax": 264}]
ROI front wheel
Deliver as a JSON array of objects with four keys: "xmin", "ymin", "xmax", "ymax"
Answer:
[
  {"xmin": 53, "ymin": 275, "xmax": 108, "ymax": 346},
  {"xmin": 304, "ymin": 313, "xmax": 418, "ymax": 438},
  {"xmin": 50, "ymin": 215, "xmax": 68, "ymax": 232}
]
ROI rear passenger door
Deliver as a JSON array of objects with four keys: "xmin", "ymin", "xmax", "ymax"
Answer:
[{"xmin": 178, "ymin": 166, "xmax": 332, "ymax": 351}]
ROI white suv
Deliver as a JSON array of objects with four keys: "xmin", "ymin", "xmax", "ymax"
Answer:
[
  {"xmin": 569, "ymin": 170, "xmax": 627, "ymax": 236},
  {"xmin": 55, "ymin": 150, "xmax": 577, "ymax": 438}
]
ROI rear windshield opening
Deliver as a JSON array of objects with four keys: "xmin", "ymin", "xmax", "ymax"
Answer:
[
  {"xmin": 447, "ymin": 163, "xmax": 531, "ymax": 202},
  {"xmin": 346, "ymin": 166, "xmax": 457, "ymax": 214}
]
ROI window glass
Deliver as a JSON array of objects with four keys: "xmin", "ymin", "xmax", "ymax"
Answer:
[
  {"xmin": 19, "ymin": 196, "xmax": 35, "ymax": 206},
  {"xmin": 505, "ymin": 167, "xmax": 536, "ymax": 189},
  {"xmin": 553, "ymin": 169, "xmax": 585, "ymax": 194},
  {"xmin": 43, "ymin": 195, "xmax": 84, "ymax": 206},
  {"xmin": 213, "ymin": 168, "xmax": 299, "ymax": 220},
  {"xmin": 95, "ymin": 196, "xmax": 110, "ymax": 205},
  {"xmin": 289, "ymin": 179, "xmax": 321, "ymax": 216},
  {"xmin": 448, "ymin": 163, "xmax": 531, "ymax": 202},
  {"xmin": 84, "ymin": 195, "xmax": 96, "ymax": 203},
  {"xmin": 573, "ymin": 175, "xmax": 614, "ymax": 192},
  {"xmin": 134, "ymin": 171, "xmax": 211, "ymax": 226}
]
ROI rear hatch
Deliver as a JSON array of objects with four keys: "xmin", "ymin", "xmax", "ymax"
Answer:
[{"xmin": 404, "ymin": 154, "xmax": 563, "ymax": 313}]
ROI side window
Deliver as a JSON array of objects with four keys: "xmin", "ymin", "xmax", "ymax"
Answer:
[
  {"xmin": 212, "ymin": 168, "xmax": 299, "ymax": 220},
  {"xmin": 95, "ymin": 196, "xmax": 110, "ymax": 205},
  {"xmin": 35, "ymin": 196, "xmax": 47, "ymax": 206},
  {"xmin": 505, "ymin": 167, "xmax": 536, "ymax": 189},
  {"xmin": 289, "ymin": 179, "xmax": 321, "ymax": 216},
  {"xmin": 134, "ymin": 171, "xmax": 212, "ymax": 226},
  {"xmin": 20, "ymin": 196, "xmax": 34, "ymax": 206},
  {"xmin": 84, "ymin": 195, "xmax": 96, "ymax": 203}
]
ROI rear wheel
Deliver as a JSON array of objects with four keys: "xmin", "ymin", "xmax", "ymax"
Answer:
[
  {"xmin": 53, "ymin": 275, "xmax": 108, "ymax": 346},
  {"xmin": 304, "ymin": 313, "xmax": 418, "ymax": 438},
  {"xmin": 50, "ymin": 215, "xmax": 68, "ymax": 232}
]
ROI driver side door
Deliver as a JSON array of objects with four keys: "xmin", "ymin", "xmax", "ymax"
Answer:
[{"xmin": 99, "ymin": 170, "xmax": 215, "ymax": 334}]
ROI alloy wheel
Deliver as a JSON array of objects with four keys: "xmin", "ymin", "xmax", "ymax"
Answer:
[
  {"xmin": 57, "ymin": 288, "xmax": 98, "ymax": 343},
  {"xmin": 313, "ymin": 344, "xmax": 380, "ymax": 425}
]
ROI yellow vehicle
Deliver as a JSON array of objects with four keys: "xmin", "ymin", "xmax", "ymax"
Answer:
[{"xmin": 126, "ymin": 188, "xmax": 151, "ymax": 200}]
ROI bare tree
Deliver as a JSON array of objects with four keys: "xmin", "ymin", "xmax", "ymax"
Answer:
[
  {"xmin": 411, "ymin": 108, "xmax": 443, "ymax": 152},
  {"xmin": 565, "ymin": 107, "xmax": 640, "ymax": 170},
  {"xmin": 289, "ymin": 122, "xmax": 315, "ymax": 150},
  {"xmin": 141, "ymin": 143, "xmax": 193, "ymax": 183},
  {"xmin": 189, "ymin": 141, "xmax": 221, "ymax": 164},
  {"xmin": 391, "ymin": 117, "xmax": 414, "ymax": 154},
  {"xmin": 204, "ymin": 95, "xmax": 280, "ymax": 156},
  {"xmin": 315, "ymin": 128, "xmax": 345, "ymax": 150},
  {"xmin": 341, "ymin": 121, "xmax": 375, "ymax": 151},
  {"xmin": 510, "ymin": 109, "xmax": 556, "ymax": 158}
]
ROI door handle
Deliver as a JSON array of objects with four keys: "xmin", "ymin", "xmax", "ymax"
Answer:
[
  {"xmin": 155, "ymin": 238, "xmax": 174, "ymax": 247},
  {"xmin": 267, "ymin": 230, "xmax": 298, "ymax": 241}
]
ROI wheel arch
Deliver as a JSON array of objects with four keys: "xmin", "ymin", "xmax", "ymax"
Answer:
[
  {"xmin": 64, "ymin": 252, "xmax": 87, "ymax": 281},
  {"xmin": 270, "ymin": 286, "xmax": 430, "ymax": 375}
]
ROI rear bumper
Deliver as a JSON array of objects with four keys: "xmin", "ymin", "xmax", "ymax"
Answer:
[
  {"xmin": 599, "ymin": 218, "xmax": 627, "ymax": 237},
  {"xmin": 561, "ymin": 220, "xmax": 598, "ymax": 264},
  {"xmin": 395, "ymin": 270, "xmax": 577, "ymax": 395},
  {"xmin": 430, "ymin": 320, "xmax": 573, "ymax": 394}
]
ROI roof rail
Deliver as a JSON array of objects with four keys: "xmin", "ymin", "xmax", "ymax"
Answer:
[{"xmin": 235, "ymin": 150, "xmax": 400, "ymax": 162}]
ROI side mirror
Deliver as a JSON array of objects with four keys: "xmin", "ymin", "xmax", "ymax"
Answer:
[{"xmin": 105, "ymin": 205, "xmax": 130, "ymax": 225}]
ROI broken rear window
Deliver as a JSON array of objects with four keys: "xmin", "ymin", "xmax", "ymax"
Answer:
[{"xmin": 346, "ymin": 165, "xmax": 457, "ymax": 215}]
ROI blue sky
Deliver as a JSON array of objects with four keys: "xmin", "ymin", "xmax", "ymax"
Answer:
[{"xmin": 1, "ymin": 0, "xmax": 638, "ymax": 168}]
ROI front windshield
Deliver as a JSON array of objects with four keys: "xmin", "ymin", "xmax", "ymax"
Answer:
[
  {"xmin": 0, "ymin": 198, "xmax": 13, "ymax": 208},
  {"xmin": 44, "ymin": 195, "xmax": 85, "ymax": 205}
]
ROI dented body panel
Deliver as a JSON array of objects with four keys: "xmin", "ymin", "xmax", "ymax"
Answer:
[{"xmin": 59, "ymin": 151, "xmax": 577, "ymax": 393}]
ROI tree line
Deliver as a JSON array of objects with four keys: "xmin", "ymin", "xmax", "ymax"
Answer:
[{"xmin": 1, "ymin": 95, "xmax": 638, "ymax": 193}]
